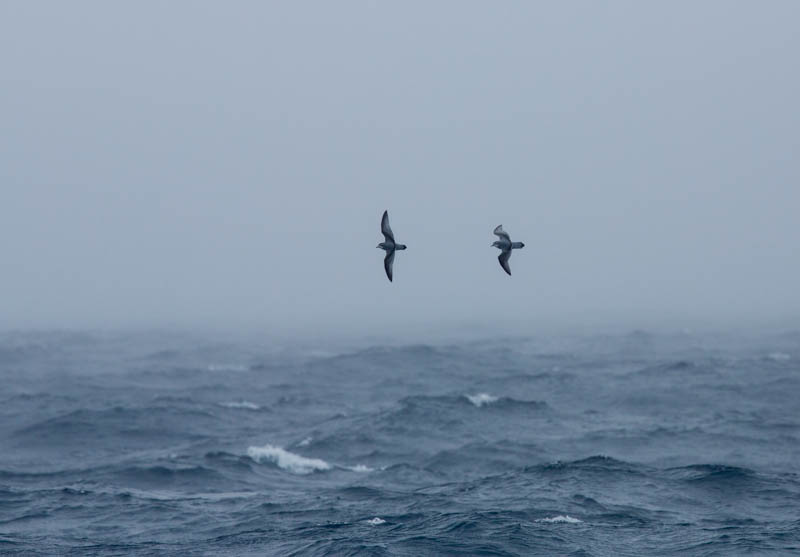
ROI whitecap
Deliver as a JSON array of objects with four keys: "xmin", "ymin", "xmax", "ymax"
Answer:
[
  {"xmin": 297, "ymin": 437, "xmax": 312, "ymax": 447},
  {"xmin": 366, "ymin": 517, "xmax": 386, "ymax": 525},
  {"xmin": 536, "ymin": 515, "xmax": 582, "ymax": 524},
  {"xmin": 247, "ymin": 444, "xmax": 331, "ymax": 474},
  {"xmin": 347, "ymin": 464, "xmax": 374, "ymax": 473},
  {"xmin": 767, "ymin": 352, "xmax": 791, "ymax": 362},
  {"xmin": 219, "ymin": 401, "xmax": 260, "ymax": 410},
  {"xmin": 466, "ymin": 393, "xmax": 499, "ymax": 407}
]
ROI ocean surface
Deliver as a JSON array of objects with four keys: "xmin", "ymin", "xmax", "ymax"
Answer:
[{"xmin": 1, "ymin": 329, "xmax": 798, "ymax": 555}]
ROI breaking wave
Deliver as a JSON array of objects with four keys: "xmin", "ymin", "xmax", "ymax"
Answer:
[
  {"xmin": 465, "ymin": 393, "xmax": 499, "ymax": 407},
  {"xmin": 536, "ymin": 515, "xmax": 583, "ymax": 524},
  {"xmin": 347, "ymin": 464, "xmax": 375, "ymax": 473},
  {"xmin": 246, "ymin": 444, "xmax": 331, "ymax": 475}
]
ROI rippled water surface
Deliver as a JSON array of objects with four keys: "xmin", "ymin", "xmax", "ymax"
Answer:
[{"xmin": 1, "ymin": 330, "xmax": 799, "ymax": 555}]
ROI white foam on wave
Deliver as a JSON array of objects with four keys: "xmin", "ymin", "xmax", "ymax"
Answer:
[
  {"xmin": 219, "ymin": 401, "xmax": 260, "ymax": 410},
  {"xmin": 297, "ymin": 437, "xmax": 312, "ymax": 447},
  {"xmin": 536, "ymin": 515, "xmax": 582, "ymax": 524},
  {"xmin": 366, "ymin": 517, "xmax": 386, "ymax": 525},
  {"xmin": 247, "ymin": 444, "xmax": 331, "ymax": 475},
  {"xmin": 767, "ymin": 352, "xmax": 791, "ymax": 362},
  {"xmin": 347, "ymin": 464, "xmax": 374, "ymax": 473},
  {"xmin": 466, "ymin": 393, "xmax": 499, "ymax": 407}
]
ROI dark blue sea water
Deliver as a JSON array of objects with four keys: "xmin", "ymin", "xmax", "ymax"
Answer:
[{"xmin": 1, "ymin": 330, "xmax": 798, "ymax": 555}]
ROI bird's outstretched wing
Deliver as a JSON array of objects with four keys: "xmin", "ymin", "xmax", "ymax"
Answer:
[
  {"xmin": 384, "ymin": 249, "xmax": 395, "ymax": 282},
  {"xmin": 381, "ymin": 210, "xmax": 395, "ymax": 243},
  {"xmin": 493, "ymin": 225, "xmax": 510, "ymax": 242},
  {"xmin": 498, "ymin": 250, "xmax": 512, "ymax": 276}
]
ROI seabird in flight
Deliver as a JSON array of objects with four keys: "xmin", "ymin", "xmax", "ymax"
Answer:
[
  {"xmin": 377, "ymin": 210, "xmax": 407, "ymax": 282},
  {"xmin": 491, "ymin": 224, "xmax": 525, "ymax": 276}
]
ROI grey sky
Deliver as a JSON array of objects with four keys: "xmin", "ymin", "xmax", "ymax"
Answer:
[{"xmin": 1, "ymin": 1, "xmax": 798, "ymax": 333}]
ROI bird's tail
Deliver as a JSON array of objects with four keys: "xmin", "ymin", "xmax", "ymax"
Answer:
[
  {"xmin": 395, "ymin": 244, "xmax": 407, "ymax": 250},
  {"xmin": 511, "ymin": 242, "xmax": 525, "ymax": 249}
]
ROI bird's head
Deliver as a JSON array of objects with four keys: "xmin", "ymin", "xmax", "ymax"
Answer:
[{"xmin": 491, "ymin": 241, "xmax": 502, "ymax": 248}]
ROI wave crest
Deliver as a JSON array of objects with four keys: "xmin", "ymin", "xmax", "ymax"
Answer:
[
  {"xmin": 536, "ymin": 515, "xmax": 583, "ymax": 524},
  {"xmin": 218, "ymin": 401, "xmax": 260, "ymax": 410},
  {"xmin": 247, "ymin": 444, "xmax": 331, "ymax": 475},
  {"xmin": 465, "ymin": 393, "xmax": 499, "ymax": 407},
  {"xmin": 767, "ymin": 352, "xmax": 791, "ymax": 362},
  {"xmin": 669, "ymin": 463, "xmax": 755, "ymax": 483}
]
